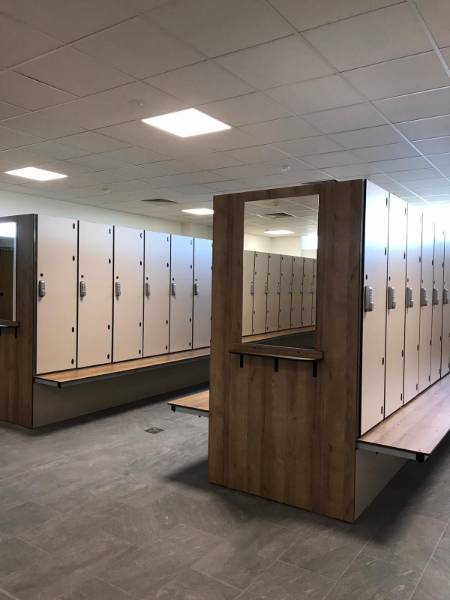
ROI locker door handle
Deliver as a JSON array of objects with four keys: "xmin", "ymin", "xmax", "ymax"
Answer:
[
  {"xmin": 115, "ymin": 281, "xmax": 122, "ymax": 298},
  {"xmin": 420, "ymin": 287, "xmax": 428, "ymax": 307},
  {"xmin": 145, "ymin": 282, "xmax": 151, "ymax": 298},
  {"xmin": 443, "ymin": 288, "xmax": 449, "ymax": 305},
  {"xmin": 406, "ymin": 286, "xmax": 414, "ymax": 308},
  {"xmin": 250, "ymin": 281, "xmax": 254, "ymax": 296},
  {"xmin": 364, "ymin": 286, "xmax": 374, "ymax": 312},
  {"xmin": 193, "ymin": 282, "xmax": 199, "ymax": 296},
  {"xmin": 432, "ymin": 287, "xmax": 440, "ymax": 306},
  {"xmin": 387, "ymin": 286, "xmax": 396, "ymax": 310},
  {"xmin": 264, "ymin": 284, "xmax": 268, "ymax": 295},
  {"xmin": 79, "ymin": 280, "xmax": 87, "ymax": 298},
  {"xmin": 171, "ymin": 282, "xmax": 176, "ymax": 297},
  {"xmin": 38, "ymin": 280, "xmax": 46, "ymax": 298}
]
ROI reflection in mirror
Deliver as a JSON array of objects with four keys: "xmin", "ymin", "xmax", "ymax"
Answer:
[
  {"xmin": 242, "ymin": 195, "xmax": 318, "ymax": 349},
  {"xmin": 0, "ymin": 222, "xmax": 17, "ymax": 323}
]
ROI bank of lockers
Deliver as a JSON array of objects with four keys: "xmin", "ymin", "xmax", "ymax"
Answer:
[
  {"xmin": 431, "ymin": 226, "xmax": 444, "ymax": 384},
  {"xmin": 266, "ymin": 253, "xmax": 281, "ymax": 332},
  {"xmin": 290, "ymin": 257, "xmax": 304, "ymax": 327},
  {"xmin": 253, "ymin": 251, "xmax": 269, "ymax": 334},
  {"xmin": 242, "ymin": 250, "xmax": 255, "ymax": 336},
  {"xmin": 144, "ymin": 231, "xmax": 170, "ymax": 357},
  {"xmin": 170, "ymin": 235, "xmax": 193, "ymax": 352},
  {"xmin": 419, "ymin": 213, "xmax": 434, "ymax": 392},
  {"xmin": 77, "ymin": 221, "xmax": 113, "ymax": 368},
  {"xmin": 193, "ymin": 238, "xmax": 212, "ymax": 349},
  {"xmin": 302, "ymin": 258, "xmax": 315, "ymax": 326},
  {"xmin": 443, "ymin": 233, "xmax": 450, "ymax": 376},
  {"xmin": 278, "ymin": 255, "xmax": 293, "ymax": 330}
]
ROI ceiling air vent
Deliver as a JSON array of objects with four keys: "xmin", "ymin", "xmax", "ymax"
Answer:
[
  {"xmin": 141, "ymin": 198, "xmax": 177, "ymax": 204},
  {"xmin": 262, "ymin": 212, "xmax": 295, "ymax": 219}
]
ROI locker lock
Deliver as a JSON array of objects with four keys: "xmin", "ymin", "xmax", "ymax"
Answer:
[
  {"xmin": 405, "ymin": 286, "xmax": 414, "ymax": 308},
  {"xmin": 38, "ymin": 280, "xmax": 46, "ymax": 298},
  {"xmin": 79, "ymin": 280, "xmax": 87, "ymax": 298},
  {"xmin": 443, "ymin": 287, "xmax": 449, "ymax": 305},
  {"xmin": 364, "ymin": 285, "xmax": 374, "ymax": 312},
  {"xmin": 387, "ymin": 286, "xmax": 396, "ymax": 310},
  {"xmin": 145, "ymin": 282, "xmax": 151, "ymax": 298},
  {"xmin": 115, "ymin": 281, "xmax": 122, "ymax": 298},
  {"xmin": 420, "ymin": 287, "xmax": 428, "ymax": 307},
  {"xmin": 193, "ymin": 282, "xmax": 199, "ymax": 296},
  {"xmin": 432, "ymin": 287, "xmax": 440, "ymax": 306},
  {"xmin": 171, "ymin": 282, "xmax": 176, "ymax": 297},
  {"xmin": 250, "ymin": 281, "xmax": 254, "ymax": 296}
]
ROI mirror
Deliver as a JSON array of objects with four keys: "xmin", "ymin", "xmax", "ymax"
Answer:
[
  {"xmin": 242, "ymin": 195, "xmax": 318, "ymax": 349},
  {"xmin": 0, "ymin": 221, "xmax": 17, "ymax": 323}
]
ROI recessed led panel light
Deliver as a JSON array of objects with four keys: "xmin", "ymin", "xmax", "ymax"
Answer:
[
  {"xmin": 264, "ymin": 229, "xmax": 295, "ymax": 236},
  {"xmin": 182, "ymin": 208, "xmax": 214, "ymax": 216},
  {"xmin": 142, "ymin": 108, "xmax": 231, "ymax": 138},
  {"xmin": 5, "ymin": 167, "xmax": 68, "ymax": 181},
  {"xmin": 0, "ymin": 222, "xmax": 16, "ymax": 238}
]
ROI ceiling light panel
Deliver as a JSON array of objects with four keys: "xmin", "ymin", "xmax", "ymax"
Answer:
[
  {"xmin": 181, "ymin": 208, "xmax": 214, "ymax": 215},
  {"xmin": 5, "ymin": 167, "xmax": 67, "ymax": 181},
  {"xmin": 264, "ymin": 229, "xmax": 295, "ymax": 236},
  {"xmin": 143, "ymin": 109, "xmax": 231, "ymax": 138}
]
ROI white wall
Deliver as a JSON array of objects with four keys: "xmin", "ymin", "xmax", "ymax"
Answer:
[
  {"xmin": 0, "ymin": 190, "xmax": 212, "ymax": 238},
  {"xmin": 243, "ymin": 233, "xmax": 272, "ymax": 252},
  {"xmin": 244, "ymin": 233, "xmax": 316, "ymax": 257}
]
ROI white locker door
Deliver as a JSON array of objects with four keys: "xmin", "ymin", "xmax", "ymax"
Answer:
[
  {"xmin": 290, "ymin": 257, "xmax": 304, "ymax": 328},
  {"xmin": 77, "ymin": 221, "xmax": 113, "ymax": 368},
  {"xmin": 266, "ymin": 253, "xmax": 281, "ymax": 332},
  {"xmin": 302, "ymin": 258, "xmax": 314, "ymax": 326},
  {"xmin": 36, "ymin": 216, "xmax": 78, "ymax": 374},
  {"xmin": 253, "ymin": 251, "xmax": 268, "ymax": 334},
  {"xmin": 278, "ymin": 255, "xmax": 293, "ymax": 330},
  {"xmin": 442, "ymin": 231, "xmax": 450, "ymax": 376},
  {"xmin": 404, "ymin": 205, "xmax": 422, "ymax": 404},
  {"xmin": 311, "ymin": 259, "xmax": 317, "ymax": 326},
  {"xmin": 419, "ymin": 213, "xmax": 434, "ymax": 392},
  {"xmin": 242, "ymin": 250, "xmax": 254, "ymax": 336},
  {"xmin": 385, "ymin": 194, "xmax": 406, "ymax": 418},
  {"xmin": 361, "ymin": 181, "xmax": 388, "ymax": 435},
  {"xmin": 170, "ymin": 235, "xmax": 193, "ymax": 352},
  {"xmin": 144, "ymin": 231, "xmax": 170, "ymax": 357},
  {"xmin": 431, "ymin": 226, "xmax": 444, "ymax": 384},
  {"xmin": 193, "ymin": 238, "xmax": 212, "ymax": 349},
  {"xmin": 113, "ymin": 226, "xmax": 144, "ymax": 362}
]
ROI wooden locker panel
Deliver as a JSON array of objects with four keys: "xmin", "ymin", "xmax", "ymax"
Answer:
[
  {"xmin": 253, "ymin": 251, "xmax": 268, "ymax": 334},
  {"xmin": 266, "ymin": 253, "xmax": 281, "ymax": 332},
  {"xmin": 312, "ymin": 259, "xmax": 317, "ymax": 326},
  {"xmin": 404, "ymin": 205, "xmax": 422, "ymax": 404},
  {"xmin": 431, "ymin": 225, "xmax": 444, "ymax": 384},
  {"xmin": 361, "ymin": 181, "xmax": 388, "ymax": 435},
  {"xmin": 144, "ymin": 231, "xmax": 170, "ymax": 357},
  {"xmin": 385, "ymin": 194, "xmax": 406, "ymax": 418},
  {"xmin": 242, "ymin": 250, "xmax": 254, "ymax": 336},
  {"xmin": 36, "ymin": 215, "xmax": 77, "ymax": 374},
  {"xmin": 113, "ymin": 226, "xmax": 144, "ymax": 362},
  {"xmin": 302, "ymin": 258, "xmax": 314, "ymax": 326},
  {"xmin": 290, "ymin": 256, "xmax": 304, "ymax": 327},
  {"xmin": 170, "ymin": 234, "xmax": 193, "ymax": 352},
  {"xmin": 419, "ymin": 213, "xmax": 434, "ymax": 392},
  {"xmin": 278, "ymin": 255, "xmax": 293, "ymax": 330},
  {"xmin": 193, "ymin": 238, "xmax": 212, "ymax": 349},
  {"xmin": 442, "ymin": 231, "xmax": 450, "ymax": 376},
  {"xmin": 77, "ymin": 221, "xmax": 113, "ymax": 368}
]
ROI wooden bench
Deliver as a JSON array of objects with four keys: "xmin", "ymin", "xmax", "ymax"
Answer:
[
  {"xmin": 35, "ymin": 348, "xmax": 210, "ymax": 388},
  {"xmin": 168, "ymin": 389, "xmax": 209, "ymax": 417},
  {"xmin": 357, "ymin": 374, "xmax": 450, "ymax": 462}
]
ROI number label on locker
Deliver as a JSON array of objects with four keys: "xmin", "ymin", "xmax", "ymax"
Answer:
[
  {"xmin": 144, "ymin": 232, "xmax": 170, "ymax": 357},
  {"xmin": 193, "ymin": 238, "xmax": 212, "ymax": 349},
  {"xmin": 170, "ymin": 235, "xmax": 194, "ymax": 352}
]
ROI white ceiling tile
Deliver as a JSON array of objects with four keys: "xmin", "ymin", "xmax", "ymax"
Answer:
[
  {"xmin": 138, "ymin": 160, "xmax": 196, "ymax": 179},
  {"xmin": 229, "ymin": 145, "xmax": 287, "ymax": 164},
  {"xmin": 240, "ymin": 117, "xmax": 319, "ymax": 144},
  {"xmin": 66, "ymin": 153, "xmax": 127, "ymax": 172},
  {"xmin": 147, "ymin": 61, "xmax": 252, "ymax": 105},
  {"xmin": 267, "ymin": 0, "xmax": 399, "ymax": 31},
  {"xmin": 330, "ymin": 125, "xmax": 402, "ymax": 148},
  {"xmin": 3, "ymin": 104, "xmax": 86, "ymax": 139},
  {"xmin": 428, "ymin": 153, "xmax": 450, "ymax": 168},
  {"xmin": 21, "ymin": 141, "xmax": 89, "ymax": 161},
  {"xmin": 0, "ymin": 13, "xmax": 61, "ymax": 68},
  {"xmin": 151, "ymin": 171, "xmax": 225, "ymax": 187},
  {"xmin": 148, "ymin": 0, "xmax": 293, "ymax": 57},
  {"xmin": 184, "ymin": 152, "xmax": 243, "ymax": 171},
  {"xmin": 303, "ymin": 103, "xmax": 386, "ymax": 133},
  {"xmin": 303, "ymin": 4, "xmax": 431, "ymax": 70},
  {"xmin": 200, "ymin": 92, "xmax": 290, "ymax": 127},
  {"xmin": 375, "ymin": 87, "xmax": 450, "ymax": 123},
  {"xmin": 275, "ymin": 135, "xmax": 342, "ymax": 156},
  {"xmin": 216, "ymin": 35, "xmax": 333, "ymax": 90},
  {"xmin": 57, "ymin": 132, "xmax": 130, "ymax": 154},
  {"xmin": 0, "ymin": 101, "xmax": 26, "ymax": 120},
  {"xmin": 389, "ymin": 167, "xmax": 441, "ymax": 182},
  {"xmin": 302, "ymin": 150, "xmax": 361, "ymax": 168},
  {"xmin": 352, "ymin": 142, "xmax": 419, "ymax": 161},
  {"xmin": 415, "ymin": 136, "xmax": 450, "ymax": 155},
  {"xmin": 0, "ymin": 125, "xmax": 44, "ymax": 148},
  {"xmin": 96, "ymin": 147, "xmax": 167, "ymax": 165},
  {"xmin": 397, "ymin": 115, "xmax": 450, "ymax": 141},
  {"xmin": 416, "ymin": 0, "xmax": 450, "ymax": 48},
  {"xmin": 326, "ymin": 163, "xmax": 382, "ymax": 178},
  {"xmin": 370, "ymin": 156, "xmax": 430, "ymax": 172},
  {"xmin": 16, "ymin": 48, "xmax": 132, "ymax": 97},
  {"xmin": 266, "ymin": 75, "xmax": 363, "ymax": 114},
  {"xmin": 343, "ymin": 52, "xmax": 449, "ymax": 101},
  {"xmin": 0, "ymin": 71, "xmax": 74, "ymax": 111},
  {"xmin": 75, "ymin": 17, "xmax": 203, "ymax": 79}
]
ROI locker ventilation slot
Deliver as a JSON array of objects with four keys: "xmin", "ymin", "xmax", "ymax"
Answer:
[
  {"xmin": 144, "ymin": 427, "xmax": 164, "ymax": 434},
  {"xmin": 141, "ymin": 198, "xmax": 177, "ymax": 204}
]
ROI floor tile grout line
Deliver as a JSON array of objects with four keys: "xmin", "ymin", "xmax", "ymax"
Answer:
[
  {"xmin": 95, "ymin": 575, "xmax": 139, "ymax": 599},
  {"xmin": 0, "ymin": 586, "xmax": 21, "ymax": 600},
  {"xmin": 321, "ymin": 539, "xmax": 370, "ymax": 599}
]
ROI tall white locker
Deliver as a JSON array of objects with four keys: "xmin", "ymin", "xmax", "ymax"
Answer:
[
  {"xmin": 193, "ymin": 238, "xmax": 212, "ymax": 349},
  {"xmin": 419, "ymin": 214, "xmax": 434, "ymax": 392},
  {"xmin": 290, "ymin": 257, "xmax": 304, "ymax": 327},
  {"xmin": 36, "ymin": 216, "xmax": 78, "ymax": 374},
  {"xmin": 311, "ymin": 259, "xmax": 317, "ymax": 326},
  {"xmin": 77, "ymin": 221, "xmax": 113, "ymax": 368},
  {"xmin": 302, "ymin": 258, "xmax": 314, "ymax": 326},
  {"xmin": 442, "ymin": 232, "xmax": 450, "ymax": 376},
  {"xmin": 253, "ymin": 251, "xmax": 268, "ymax": 334},
  {"xmin": 361, "ymin": 181, "xmax": 388, "ymax": 435},
  {"xmin": 431, "ymin": 226, "xmax": 444, "ymax": 384},
  {"xmin": 113, "ymin": 226, "xmax": 144, "ymax": 362},
  {"xmin": 404, "ymin": 206, "xmax": 422, "ymax": 404},
  {"xmin": 384, "ymin": 194, "xmax": 406, "ymax": 418},
  {"xmin": 242, "ymin": 250, "xmax": 254, "ymax": 336},
  {"xmin": 266, "ymin": 253, "xmax": 281, "ymax": 332},
  {"xmin": 170, "ymin": 234, "xmax": 193, "ymax": 352},
  {"xmin": 278, "ymin": 255, "xmax": 293, "ymax": 330},
  {"xmin": 144, "ymin": 232, "xmax": 170, "ymax": 357}
]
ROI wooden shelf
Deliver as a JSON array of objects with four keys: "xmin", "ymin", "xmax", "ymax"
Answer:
[
  {"xmin": 34, "ymin": 348, "xmax": 210, "ymax": 388},
  {"xmin": 242, "ymin": 326, "xmax": 315, "ymax": 343},
  {"xmin": 168, "ymin": 389, "xmax": 209, "ymax": 417},
  {"xmin": 230, "ymin": 342, "xmax": 323, "ymax": 361},
  {"xmin": 357, "ymin": 374, "xmax": 450, "ymax": 461}
]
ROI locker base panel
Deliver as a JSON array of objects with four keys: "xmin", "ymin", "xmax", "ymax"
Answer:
[
  {"xmin": 34, "ymin": 348, "xmax": 210, "ymax": 388},
  {"xmin": 168, "ymin": 389, "xmax": 209, "ymax": 417},
  {"xmin": 32, "ymin": 360, "xmax": 209, "ymax": 427},
  {"xmin": 357, "ymin": 374, "xmax": 450, "ymax": 462},
  {"xmin": 242, "ymin": 326, "xmax": 315, "ymax": 343}
]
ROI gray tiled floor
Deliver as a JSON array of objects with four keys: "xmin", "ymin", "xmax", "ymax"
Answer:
[{"xmin": 0, "ymin": 393, "xmax": 450, "ymax": 600}]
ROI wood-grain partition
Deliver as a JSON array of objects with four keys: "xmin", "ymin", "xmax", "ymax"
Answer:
[{"xmin": 208, "ymin": 180, "xmax": 364, "ymax": 522}]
